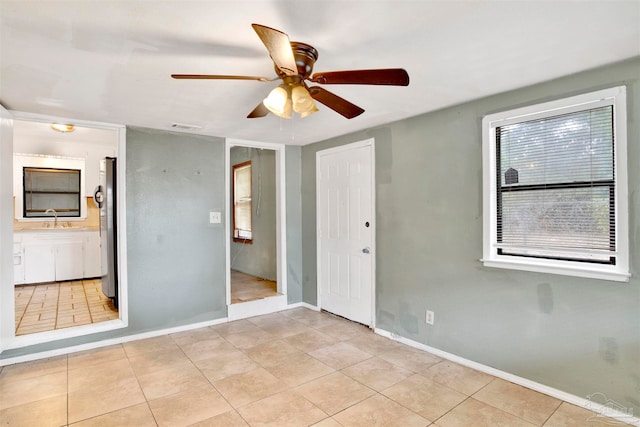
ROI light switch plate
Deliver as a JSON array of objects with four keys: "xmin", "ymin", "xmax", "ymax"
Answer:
[{"xmin": 209, "ymin": 211, "xmax": 221, "ymax": 224}]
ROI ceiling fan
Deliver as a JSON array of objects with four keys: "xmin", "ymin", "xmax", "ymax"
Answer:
[{"xmin": 171, "ymin": 24, "xmax": 409, "ymax": 120}]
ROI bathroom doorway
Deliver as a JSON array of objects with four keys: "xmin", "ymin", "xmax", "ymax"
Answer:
[{"xmin": 226, "ymin": 139, "xmax": 287, "ymax": 319}]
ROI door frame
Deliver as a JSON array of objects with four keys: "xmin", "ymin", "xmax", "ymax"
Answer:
[
  {"xmin": 0, "ymin": 111, "xmax": 128, "ymax": 351},
  {"xmin": 316, "ymin": 138, "xmax": 376, "ymax": 327},
  {"xmin": 0, "ymin": 104, "xmax": 13, "ymax": 353},
  {"xmin": 225, "ymin": 138, "xmax": 287, "ymax": 319}
]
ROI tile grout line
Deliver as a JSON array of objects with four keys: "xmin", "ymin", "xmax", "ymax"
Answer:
[
  {"xmin": 54, "ymin": 282, "xmax": 61, "ymax": 331},
  {"xmin": 134, "ymin": 342, "xmax": 162, "ymax": 427},
  {"xmin": 14, "ymin": 285, "xmax": 34, "ymax": 335},
  {"xmin": 540, "ymin": 400, "xmax": 565, "ymax": 426},
  {"xmin": 82, "ymin": 280, "xmax": 95, "ymax": 324},
  {"xmin": 167, "ymin": 331, "xmax": 248, "ymax": 425}
]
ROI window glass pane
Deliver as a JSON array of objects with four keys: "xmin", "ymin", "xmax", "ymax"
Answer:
[
  {"xmin": 233, "ymin": 163, "xmax": 252, "ymax": 240},
  {"xmin": 499, "ymin": 186, "xmax": 612, "ymax": 257},
  {"xmin": 23, "ymin": 168, "xmax": 81, "ymax": 217},
  {"xmin": 499, "ymin": 106, "xmax": 613, "ymax": 187},
  {"xmin": 235, "ymin": 166, "xmax": 251, "ymax": 200},
  {"xmin": 235, "ymin": 200, "xmax": 251, "ymax": 234}
]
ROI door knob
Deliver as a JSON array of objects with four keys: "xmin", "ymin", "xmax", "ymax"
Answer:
[{"xmin": 362, "ymin": 247, "xmax": 370, "ymax": 254}]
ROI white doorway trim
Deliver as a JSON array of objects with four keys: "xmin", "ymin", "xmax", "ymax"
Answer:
[
  {"xmin": 0, "ymin": 111, "xmax": 128, "ymax": 352},
  {"xmin": 316, "ymin": 138, "xmax": 376, "ymax": 327},
  {"xmin": 0, "ymin": 104, "xmax": 14, "ymax": 353},
  {"xmin": 225, "ymin": 138, "xmax": 287, "ymax": 320}
]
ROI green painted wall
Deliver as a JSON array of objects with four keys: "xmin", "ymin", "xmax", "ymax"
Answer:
[
  {"xmin": 301, "ymin": 57, "xmax": 640, "ymax": 414},
  {"xmin": 125, "ymin": 128, "xmax": 228, "ymax": 329},
  {"xmin": 285, "ymin": 145, "xmax": 303, "ymax": 304},
  {"xmin": 229, "ymin": 146, "xmax": 277, "ymax": 281}
]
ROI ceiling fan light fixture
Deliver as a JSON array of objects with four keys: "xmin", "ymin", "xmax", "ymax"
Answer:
[
  {"xmin": 50, "ymin": 123, "xmax": 75, "ymax": 132},
  {"xmin": 263, "ymin": 85, "xmax": 292, "ymax": 118},
  {"xmin": 292, "ymin": 85, "xmax": 318, "ymax": 117},
  {"xmin": 299, "ymin": 104, "xmax": 319, "ymax": 118}
]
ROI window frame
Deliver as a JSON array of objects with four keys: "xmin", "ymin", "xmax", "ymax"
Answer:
[
  {"xmin": 482, "ymin": 86, "xmax": 629, "ymax": 282},
  {"xmin": 232, "ymin": 160, "xmax": 253, "ymax": 243},
  {"xmin": 23, "ymin": 166, "xmax": 82, "ymax": 218}
]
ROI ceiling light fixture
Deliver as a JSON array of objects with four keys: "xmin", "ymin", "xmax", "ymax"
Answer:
[
  {"xmin": 262, "ymin": 77, "xmax": 318, "ymax": 119},
  {"xmin": 50, "ymin": 123, "xmax": 75, "ymax": 132}
]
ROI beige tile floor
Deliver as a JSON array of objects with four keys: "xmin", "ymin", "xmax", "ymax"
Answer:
[
  {"xmin": 231, "ymin": 270, "xmax": 278, "ymax": 304},
  {"xmin": 0, "ymin": 308, "xmax": 632, "ymax": 427},
  {"xmin": 15, "ymin": 279, "xmax": 119, "ymax": 336}
]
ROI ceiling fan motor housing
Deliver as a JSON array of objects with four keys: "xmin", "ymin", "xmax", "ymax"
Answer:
[{"xmin": 276, "ymin": 41, "xmax": 318, "ymax": 78}]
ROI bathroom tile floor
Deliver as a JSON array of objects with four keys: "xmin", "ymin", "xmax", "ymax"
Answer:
[
  {"xmin": 0, "ymin": 308, "xmax": 633, "ymax": 426},
  {"xmin": 14, "ymin": 279, "xmax": 119, "ymax": 336}
]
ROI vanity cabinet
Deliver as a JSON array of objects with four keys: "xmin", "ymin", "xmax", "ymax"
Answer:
[{"xmin": 16, "ymin": 230, "xmax": 101, "ymax": 284}]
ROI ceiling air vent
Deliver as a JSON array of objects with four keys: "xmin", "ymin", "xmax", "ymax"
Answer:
[{"xmin": 170, "ymin": 122, "xmax": 202, "ymax": 131}]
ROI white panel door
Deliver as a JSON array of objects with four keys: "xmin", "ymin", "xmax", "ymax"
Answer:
[{"xmin": 317, "ymin": 141, "xmax": 374, "ymax": 326}]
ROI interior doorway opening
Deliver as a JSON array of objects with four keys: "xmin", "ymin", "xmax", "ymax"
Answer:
[
  {"xmin": 0, "ymin": 111, "xmax": 128, "ymax": 352},
  {"xmin": 226, "ymin": 139, "xmax": 287, "ymax": 320}
]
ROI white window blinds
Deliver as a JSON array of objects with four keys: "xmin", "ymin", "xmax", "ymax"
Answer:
[
  {"xmin": 496, "ymin": 106, "xmax": 615, "ymax": 263},
  {"xmin": 234, "ymin": 163, "xmax": 252, "ymax": 240}
]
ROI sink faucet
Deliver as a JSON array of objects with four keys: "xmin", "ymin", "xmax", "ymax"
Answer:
[{"xmin": 44, "ymin": 208, "xmax": 58, "ymax": 227}]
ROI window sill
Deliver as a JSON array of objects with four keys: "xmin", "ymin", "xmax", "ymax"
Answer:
[
  {"xmin": 233, "ymin": 238, "xmax": 253, "ymax": 244},
  {"xmin": 481, "ymin": 257, "xmax": 630, "ymax": 282}
]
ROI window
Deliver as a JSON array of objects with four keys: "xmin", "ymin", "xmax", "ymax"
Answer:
[
  {"xmin": 482, "ymin": 86, "xmax": 629, "ymax": 281},
  {"xmin": 233, "ymin": 161, "xmax": 252, "ymax": 242},
  {"xmin": 23, "ymin": 167, "xmax": 81, "ymax": 218}
]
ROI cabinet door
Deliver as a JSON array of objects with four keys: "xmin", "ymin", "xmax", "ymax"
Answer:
[
  {"xmin": 55, "ymin": 241, "xmax": 84, "ymax": 281},
  {"xmin": 83, "ymin": 232, "xmax": 102, "ymax": 278},
  {"xmin": 24, "ymin": 243, "xmax": 55, "ymax": 283}
]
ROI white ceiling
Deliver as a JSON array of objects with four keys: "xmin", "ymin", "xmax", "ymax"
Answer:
[{"xmin": 1, "ymin": 1, "xmax": 638, "ymax": 146}]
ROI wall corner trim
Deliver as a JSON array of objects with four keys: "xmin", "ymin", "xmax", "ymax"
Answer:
[{"xmin": 374, "ymin": 328, "xmax": 640, "ymax": 427}]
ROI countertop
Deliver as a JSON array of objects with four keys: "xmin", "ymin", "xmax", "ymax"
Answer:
[{"xmin": 14, "ymin": 226, "xmax": 99, "ymax": 233}]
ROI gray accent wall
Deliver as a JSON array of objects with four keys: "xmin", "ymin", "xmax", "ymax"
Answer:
[
  {"xmin": 301, "ymin": 57, "xmax": 640, "ymax": 414},
  {"xmin": 229, "ymin": 146, "xmax": 277, "ymax": 281},
  {"xmin": 125, "ymin": 128, "xmax": 228, "ymax": 329},
  {"xmin": 286, "ymin": 145, "xmax": 303, "ymax": 304}
]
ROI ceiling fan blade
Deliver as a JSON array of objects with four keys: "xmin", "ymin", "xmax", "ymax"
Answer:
[
  {"xmin": 247, "ymin": 102, "xmax": 269, "ymax": 118},
  {"xmin": 171, "ymin": 74, "xmax": 272, "ymax": 81},
  {"xmin": 308, "ymin": 86, "xmax": 364, "ymax": 119},
  {"xmin": 251, "ymin": 23, "xmax": 298, "ymax": 76},
  {"xmin": 310, "ymin": 68, "xmax": 410, "ymax": 86}
]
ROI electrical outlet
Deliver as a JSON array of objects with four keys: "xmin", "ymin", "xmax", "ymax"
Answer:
[{"xmin": 426, "ymin": 310, "xmax": 435, "ymax": 325}]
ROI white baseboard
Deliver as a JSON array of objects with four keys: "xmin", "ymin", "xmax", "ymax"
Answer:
[
  {"xmin": 375, "ymin": 328, "xmax": 639, "ymax": 427},
  {"xmin": 227, "ymin": 294, "xmax": 288, "ymax": 320},
  {"xmin": 286, "ymin": 302, "xmax": 320, "ymax": 311},
  {"xmin": 0, "ymin": 299, "xmax": 313, "ymax": 367},
  {"xmin": 0, "ymin": 317, "xmax": 228, "ymax": 367}
]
